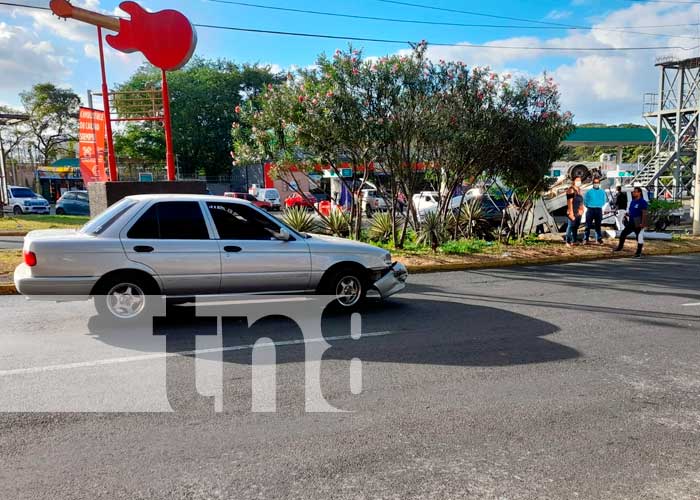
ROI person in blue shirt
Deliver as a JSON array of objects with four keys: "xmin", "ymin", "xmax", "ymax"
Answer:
[
  {"xmin": 613, "ymin": 187, "xmax": 648, "ymax": 258},
  {"xmin": 583, "ymin": 177, "xmax": 606, "ymax": 244}
]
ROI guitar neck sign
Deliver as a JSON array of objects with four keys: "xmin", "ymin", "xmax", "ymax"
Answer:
[{"xmin": 50, "ymin": 0, "xmax": 197, "ymax": 71}]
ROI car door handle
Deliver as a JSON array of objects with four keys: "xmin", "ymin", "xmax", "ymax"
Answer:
[
  {"xmin": 133, "ymin": 245, "xmax": 154, "ymax": 253},
  {"xmin": 224, "ymin": 245, "xmax": 242, "ymax": 253}
]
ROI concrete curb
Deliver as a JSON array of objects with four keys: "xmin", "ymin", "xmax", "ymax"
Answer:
[
  {"xmin": 403, "ymin": 245, "xmax": 700, "ymax": 274},
  {"xmin": 1, "ymin": 245, "xmax": 699, "ymax": 295}
]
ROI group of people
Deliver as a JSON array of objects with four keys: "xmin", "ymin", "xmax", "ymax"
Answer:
[{"xmin": 565, "ymin": 177, "xmax": 648, "ymax": 258}]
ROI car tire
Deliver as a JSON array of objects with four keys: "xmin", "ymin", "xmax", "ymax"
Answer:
[
  {"xmin": 366, "ymin": 206, "xmax": 374, "ymax": 219},
  {"xmin": 13, "ymin": 206, "xmax": 22, "ymax": 215},
  {"xmin": 93, "ymin": 273, "xmax": 160, "ymax": 323},
  {"xmin": 324, "ymin": 267, "xmax": 367, "ymax": 310},
  {"xmin": 56, "ymin": 207, "xmax": 65, "ymax": 215}
]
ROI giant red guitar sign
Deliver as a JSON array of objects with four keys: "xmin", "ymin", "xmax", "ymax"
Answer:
[
  {"xmin": 50, "ymin": 0, "xmax": 197, "ymax": 70},
  {"xmin": 49, "ymin": 0, "xmax": 198, "ymax": 182}
]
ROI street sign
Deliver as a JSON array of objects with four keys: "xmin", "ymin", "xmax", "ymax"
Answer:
[
  {"xmin": 322, "ymin": 168, "xmax": 353, "ymax": 178},
  {"xmin": 139, "ymin": 172, "xmax": 154, "ymax": 182}
]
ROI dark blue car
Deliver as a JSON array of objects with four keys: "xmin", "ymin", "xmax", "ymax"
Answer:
[{"xmin": 56, "ymin": 191, "xmax": 90, "ymax": 216}]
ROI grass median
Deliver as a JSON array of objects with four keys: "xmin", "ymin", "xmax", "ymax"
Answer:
[{"xmin": 0, "ymin": 215, "xmax": 89, "ymax": 233}]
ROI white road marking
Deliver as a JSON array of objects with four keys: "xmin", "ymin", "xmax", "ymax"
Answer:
[
  {"xmin": 682, "ymin": 303, "xmax": 700, "ymax": 307},
  {"xmin": 0, "ymin": 330, "xmax": 398, "ymax": 377}
]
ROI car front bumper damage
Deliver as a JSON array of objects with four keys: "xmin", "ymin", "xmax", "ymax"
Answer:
[{"xmin": 368, "ymin": 262, "xmax": 408, "ymax": 300}]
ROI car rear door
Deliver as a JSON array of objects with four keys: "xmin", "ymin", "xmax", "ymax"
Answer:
[
  {"xmin": 121, "ymin": 201, "xmax": 221, "ymax": 295},
  {"xmin": 205, "ymin": 201, "xmax": 311, "ymax": 293},
  {"xmin": 75, "ymin": 192, "xmax": 90, "ymax": 215},
  {"xmin": 61, "ymin": 192, "xmax": 76, "ymax": 213}
]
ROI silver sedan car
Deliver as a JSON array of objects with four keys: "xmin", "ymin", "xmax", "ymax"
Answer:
[{"xmin": 14, "ymin": 194, "xmax": 408, "ymax": 320}]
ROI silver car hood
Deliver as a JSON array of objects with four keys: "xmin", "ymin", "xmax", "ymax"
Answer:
[{"xmin": 305, "ymin": 233, "xmax": 386, "ymax": 255}]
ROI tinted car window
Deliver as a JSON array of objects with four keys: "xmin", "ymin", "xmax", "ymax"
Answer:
[
  {"xmin": 76, "ymin": 193, "xmax": 89, "ymax": 202},
  {"xmin": 63, "ymin": 193, "xmax": 76, "ymax": 200},
  {"xmin": 128, "ymin": 201, "xmax": 209, "ymax": 240},
  {"xmin": 207, "ymin": 202, "xmax": 280, "ymax": 240},
  {"xmin": 11, "ymin": 188, "xmax": 36, "ymax": 198}
]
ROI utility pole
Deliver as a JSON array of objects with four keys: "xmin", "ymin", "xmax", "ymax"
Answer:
[
  {"xmin": 694, "ymin": 120, "xmax": 700, "ymax": 234},
  {"xmin": 0, "ymin": 132, "xmax": 6, "ymax": 218},
  {"xmin": 0, "ymin": 113, "xmax": 29, "ymax": 218}
]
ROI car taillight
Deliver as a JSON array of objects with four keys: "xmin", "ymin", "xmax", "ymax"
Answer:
[{"xmin": 23, "ymin": 250, "xmax": 37, "ymax": 267}]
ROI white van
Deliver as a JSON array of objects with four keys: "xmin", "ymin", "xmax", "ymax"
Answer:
[
  {"xmin": 254, "ymin": 188, "xmax": 281, "ymax": 211},
  {"xmin": 3, "ymin": 186, "xmax": 50, "ymax": 215},
  {"xmin": 412, "ymin": 191, "xmax": 440, "ymax": 219}
]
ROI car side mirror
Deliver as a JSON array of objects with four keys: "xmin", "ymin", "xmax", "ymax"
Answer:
[{"xmin": 272, "ymin": 228, "xmax": 291, "ymax": 241}]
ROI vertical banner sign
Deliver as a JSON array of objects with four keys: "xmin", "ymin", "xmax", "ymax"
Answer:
[{"xmin": 78, "ymin": 107, "xmax": 108, "ymax": 183}]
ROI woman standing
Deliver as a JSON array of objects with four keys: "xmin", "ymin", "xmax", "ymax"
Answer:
[{"xmin": 565, "ymin": 176, "xmax": 584, "ymax": 247}]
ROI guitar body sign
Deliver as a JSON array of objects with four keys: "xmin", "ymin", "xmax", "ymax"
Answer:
[
  {"xmin": 107, "ymin": 2, "xmax": 197, "ymax": 71},
  {"xmin": 50, "ymin": 0, "xmax": 197, "ymax": 70}
]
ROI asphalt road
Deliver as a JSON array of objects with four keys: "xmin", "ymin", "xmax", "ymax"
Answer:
[
  {"xmin": 0, "ymin": 236, "xmax": 23, "ymax": 249},
  {"xmin": 1, "ymin": 256, "xmax": 700, "ymax": 499}
]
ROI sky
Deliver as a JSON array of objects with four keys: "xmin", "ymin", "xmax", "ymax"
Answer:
[{"xmin": 2, "ymin": 0, "xmax": 700, "ymax": 124}]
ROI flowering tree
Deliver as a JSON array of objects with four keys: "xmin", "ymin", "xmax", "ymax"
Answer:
[
  {"xmin": 232, "ymin": 44, "xmax": 573, "ymax": 244},
  {"xmin": 233, "ymin": 47, "xmax": 385, "ymax": 238}
]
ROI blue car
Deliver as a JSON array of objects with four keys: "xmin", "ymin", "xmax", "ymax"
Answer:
[{"xmin": 56, "ymin": 191, "xmax": 90, "ymax": 216}]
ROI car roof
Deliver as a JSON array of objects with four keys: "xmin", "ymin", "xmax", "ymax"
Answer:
[{"xmin": 124, "ymin": 194, "xmax": 250, "ymax": 204}]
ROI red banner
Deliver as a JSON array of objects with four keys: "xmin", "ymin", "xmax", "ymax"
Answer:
[{"xmin": 79, "ymin": 107, "xmax": 108, "ymax": 183}]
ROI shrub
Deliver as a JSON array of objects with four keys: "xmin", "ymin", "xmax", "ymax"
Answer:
[
  {"xmin": 321, "ymin": 209, "xmax": 351, "ymax": 237},
  {"xmin": 449, "ymin": 198, "xmax": 494, "ymax": 240},
  {"xmin": 368, "ymin": 212, "xmax": 396, "ymax": 243},
  {"xmin": 417, "ymin": 211, "xmax": 447, "ymax": 251},
  {"xmin": 282, "ymin": 206, "xmax": 317, "ymax": 233}
]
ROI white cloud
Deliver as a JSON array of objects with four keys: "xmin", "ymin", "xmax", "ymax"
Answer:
[
  {"xmin": 0, "ymin": 22, "xmax": 72, "ymax": 104},
  {"xmin": 546, "ymin": 10, "xmax": 572, "ymax": 21},
  {"xmin": 395, "ymin": 1, "xmax": 700, "ymax": 123}
]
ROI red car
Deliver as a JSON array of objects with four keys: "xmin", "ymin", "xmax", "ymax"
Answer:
[
  {"xmin": 284, "ymin": 192, "xmax": 316, "ymax": 209},
  {"xmin": 223, "ymin": 192, "xmax": 272, "ymax": 210}
]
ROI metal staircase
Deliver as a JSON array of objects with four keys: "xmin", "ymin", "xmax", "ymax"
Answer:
[{"xmin": 630, "ymin": 150, "xmax": 677, "ymax": 187}]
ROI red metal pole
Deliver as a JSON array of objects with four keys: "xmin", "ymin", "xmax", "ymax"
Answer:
[
  {"xmin": 161, "ymin": 69, "xmax": 176, "ymax": 181},
  {"xmin": 97, "ymin": 26, "xmax": 118, "ymax": 182}
]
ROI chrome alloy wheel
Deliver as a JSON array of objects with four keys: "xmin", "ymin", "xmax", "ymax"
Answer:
[
  {"xmin": 105, "ymin": 282, "xmax": 146, "ymax": 319},
  {"xmin": 335, "ymin": 275, "xmax": 362, "ymax": 307}
]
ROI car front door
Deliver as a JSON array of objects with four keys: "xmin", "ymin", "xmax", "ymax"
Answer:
[
  {"xmin": 205, "ymin": 201, "xmax": 311, "ymax": 293},
  {"xmin": 121, "ymin": 201, "xmax": 221, "ymax": 295}
]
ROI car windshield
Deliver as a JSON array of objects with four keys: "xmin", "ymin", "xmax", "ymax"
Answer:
[
  {"xmin": 11, "ymin": 188, "xmax": 37, "ymax": 198},
  {"xmin": 80, "ymin": 198, "xmax": 135, "ymax": 235},
  {"xmin": 265, "ymin": 191, "xmax": 278, "ymax": 199}
]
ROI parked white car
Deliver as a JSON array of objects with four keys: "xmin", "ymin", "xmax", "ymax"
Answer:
[
  {"xmin": 14, "ymin": 194, "xmax": 408, "ymax": 320},
  {"xmin": 253, "ymin": 188, "xmax": 281, "ymax": 211},
  {"xmin": 3, "ymin": 186, "xmax": 50, "ymax": 215}
]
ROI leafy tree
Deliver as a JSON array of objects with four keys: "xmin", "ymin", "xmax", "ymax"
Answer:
[
  {"xmin": 113, "ymin": 58, "xmax": 281, "ymax": 176},
  {"xmin": 20, "ymin": 83, "xmax": 80, "ymax": 163},
  {"xmin": 233, "ymin": 48, "xmax": 383, "ymax": 238},
  {"xmin": 0, "ymin": 105, "xmax": 29, "ymax": 171}
]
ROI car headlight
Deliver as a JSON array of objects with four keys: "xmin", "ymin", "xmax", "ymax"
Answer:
[{"xmin": 384, "ymin": 253, "xmax": 392, "ymax": 265}]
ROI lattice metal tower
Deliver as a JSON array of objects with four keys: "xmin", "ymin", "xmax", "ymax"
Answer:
[{"xmin": 637, "ymin": 56, "xmax": 700, "ymax": 202}]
